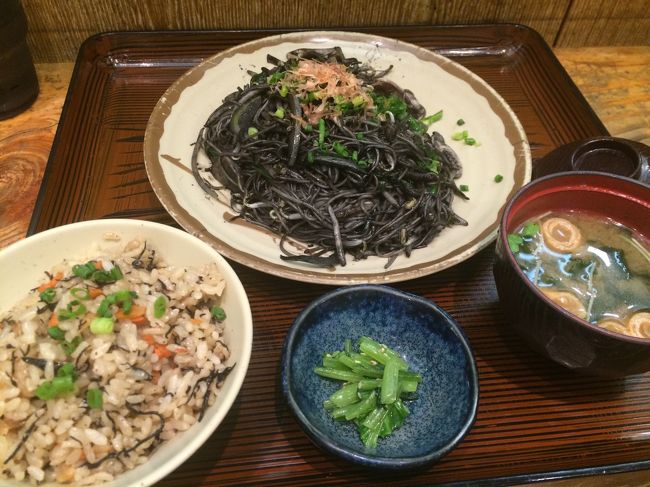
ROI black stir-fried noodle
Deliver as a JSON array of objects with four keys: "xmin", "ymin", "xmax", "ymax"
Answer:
[{"xmin": 191, "ymin": 47, "xmax": 467, "ymax": 268}]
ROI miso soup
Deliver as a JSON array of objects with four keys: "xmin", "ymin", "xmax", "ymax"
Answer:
[{"xmin": 508, "ymin": 212, "xmax": 650, "ymax": 338}]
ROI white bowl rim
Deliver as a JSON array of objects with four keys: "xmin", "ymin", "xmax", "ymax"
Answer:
[{"xmin": 0, "ymin": 219, "xmax": 253, "ymax": 486}]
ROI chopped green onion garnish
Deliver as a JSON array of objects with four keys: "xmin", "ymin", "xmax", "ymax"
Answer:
[
  {"xmin": 494, "ymin": 174, "xmax": 503, "ymax": 183},
  {"xmin": 86, "ymin": 388, "xmax": 103, "ymax": 410},
  {"xmin": 452, "ymin": 130, "xmax": 468, "ymax": 141},
  {"xmin": 58, "ymin": 300, "xmax": 86, "ymax": 321},
  {"xmin": 153, "ymin": 295, "xmax": 167, "ymax": 319},
  {"xmin": 273, "ymin": 107, "xmax": 285, "ymax": 119},
  {"xmin": 457, "ymin": 119, "xmax": 465, "ymax": 126},
  {"xmin": 304, "ymin": 124, "xmax": 313, "ymax": 133},
  {"xmin": 318, "ymin": 118, "xmax": 326, "ymax": 146},
  {"xmin": 210, "ymin": 306, "xmax": 227, "ymax": 322},
  {"xmin": 111, "ymin": 290, "xmax": 136, "ymax": 302},
  {"xmin": 465, "ymin": 137, "xmax": 476, "ymax": 146},
  {"xmin": 355, "ymin": 133, "xmax": 364, "ymax": 140},
  {"xmin": 421, "ymin": 110, "xmax": 443, "ymax": 125},
  {"xmin": 67, "ymin": 300, "xmax": 86, "ymax": 316},
  {"xmin": 266, "ymin": 71, "xmax": 284, "ymax": 84},
  {"xmin": 306, "ymin": 151, "xmax": 315, "ymax": 163},
  {"xmin": 97, "ymin": 290, "xmax": 137, "ymax": 318},
  {"xmin": 58, "ymin": 363, "xmax": 76, "ymax": 378},
  {"xmin": 332, "ymin": 141, "xmax": 349, "ymax": 157},
  {"xmin": 508, "ymin": 234, "xmax": 524, "ymax": 253},
  {"xmin": 352, "ymin": 95, "xmax": 366, "ymax": 107},
  {"xmin": 408, "ymin": 118, "xmax": 427, "ymax": 133},
  {"xmin": 460, "ymin": 184, "xmax": 469, "ymax": 192},
  {"xmin": 72, "ymin": 262, "xmax": 96, "ymax": 279},
  {"xmin": 110, "ymin": 265, "xmax": 123, "ymax": 280},
  {"xmin": 278, "ymin": 84, "xmax": 289, "ymax": 97},
  {"xmin": 39, "ymin": 288, "xmax": 57, "ymax": 303},
  {"xmin": 70, "ymin": 287, "xmax": 91, "ymax": 300},
  {"xmin": 426, "ymin": 159, "xmax": 440, "ymax": 173},
  {"xmin": 90, "ymin": 317, "xmax": 114, "ymax": 335},
  {"xmin": 96, "ymin": 299, "xmax": 112, "ymax": 318},
  {"xmin": 48, "ymin": 326, "xmax": 65, "ymax": 341},
  {"xmin": 352, "ymin": 150, "xmax": 359, "ymax": 162},
  {"xmin": 88, "ymin": 265, "xmax": 123, "ymax": 285},
  {"xmin": 356, "ymin": 159, "xmax": 369, "ymax": 168},
  {"xmin": 247, "ymin": 127, "xmax": 258, "ymax": 137},
  {"xmin": 522, "ymin": 222, "xmax": 540, "ymax": 237},
  {"xmin": 35, "ymin": 376, "xmax": 75, "ymax": 400},
  {"xmin": 61, "ymin": 336, "xmax": 82, "ymax": 356},
  {"xmin": 35, "ymin": 363, "xmax": 77, "ymax": 400},
  {"xmin": 57, "ymin": 310, "xmax": 74, "ymax": 321}
]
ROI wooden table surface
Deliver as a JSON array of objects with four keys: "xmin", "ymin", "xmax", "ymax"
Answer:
[{"xmin": 1, "ymin": 45, "xmax": 649, "ymax": 486}]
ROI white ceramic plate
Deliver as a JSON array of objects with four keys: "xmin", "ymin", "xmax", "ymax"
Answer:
[
  {"xmin": 144, "ymin": 31, "xmax": 531, "ymax": 285},
  {"xmin": 0, "ymin": 220, "xmax": 252, "ymax": 487}
]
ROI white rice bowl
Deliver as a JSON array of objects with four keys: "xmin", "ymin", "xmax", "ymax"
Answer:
[{"xmin": 0, "ymin": 220, "xmax": 252, "ymax": 486}]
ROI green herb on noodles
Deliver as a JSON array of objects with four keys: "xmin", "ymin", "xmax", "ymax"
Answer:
[
  {"xmin": 421, "ymin": 109, "xmax": 443, "ymax": 125},
  {"xmin": 192, "ymin": 48, "xmax": 467, "ymax": 269},
  {"xmin": 333, "ymin": 141, "xmax": 349, "ymax": 157},
  {"xmin": 452, "ymin": 130, "xmax": 468, "ymax": 141}
]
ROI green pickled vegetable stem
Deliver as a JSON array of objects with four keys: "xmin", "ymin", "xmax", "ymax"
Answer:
[
  {"xmin": 358, "ymin": 336, "xmax": 408, "ymax": 370},
  {"xmin": 380, "ymin": 358, "xmax": 400, "ymax": 404}
]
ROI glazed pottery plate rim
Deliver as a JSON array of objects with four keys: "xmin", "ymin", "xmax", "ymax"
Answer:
[
  {"xmin": 280, "ymin": 284, "xmax": 480, "ymax": 469},
  {"xmin": 0, "ymin": 219, "xmax": 254, "ymax": 487},
  {"xmin": 499, "ymin": 171, "xmax": 650, "ymax": 345},
  {"xmin": 144, "ymin": 30, "xmax": 532, "ymax": 285}
]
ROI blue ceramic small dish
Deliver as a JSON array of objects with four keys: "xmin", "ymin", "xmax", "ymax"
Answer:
[{"xmin": 280, "ymin": 284, "xmax": 479, "ymax": 470}]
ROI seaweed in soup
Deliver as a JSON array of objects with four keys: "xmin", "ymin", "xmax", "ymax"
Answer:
[{"xmin": 508, "ymin": 211, "xmax": 650, "ymax": 338}]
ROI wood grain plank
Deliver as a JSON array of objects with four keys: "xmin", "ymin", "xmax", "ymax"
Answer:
[
  {"xmin": 1, "ymin": 31, "xmax": 650, "ymax": 485},
  {"xmin": 555, "ymin": 0, "xmax": 650, "ymax": 47},
  {"xmin": 429, "ymin": 0, "xmax": 570, "ymax": 47},
  {"xmin": 22, "ymin": 0, "xmax": 432, "ymax": 62},
  {"xmin": 555, "ymin": 46, "xmax": 650, "ymax": 146},
  {"xmin": 22, "ymin": 0, "xmax": 650, "ymax": 63},
  {"xmin": 0, "ymin": 62, "xmax": 72, "ymax": 247}
]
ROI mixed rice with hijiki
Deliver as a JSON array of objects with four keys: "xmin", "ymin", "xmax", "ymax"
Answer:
[{"xmin": 0, "ymin": 236, "xmax": 233, "ymax": 484}]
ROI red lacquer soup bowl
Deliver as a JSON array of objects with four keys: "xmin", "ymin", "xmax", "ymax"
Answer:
[{"xmin": 493, "ymin": 172, "xmax": 650, "ymax": 377}]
